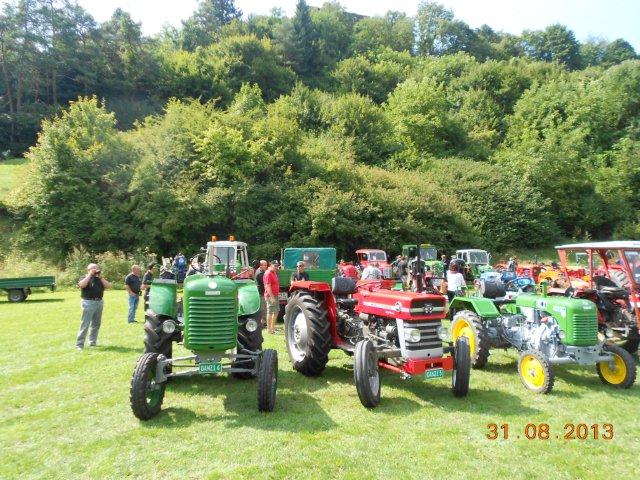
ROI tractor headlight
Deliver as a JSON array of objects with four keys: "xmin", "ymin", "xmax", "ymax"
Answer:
[
  {"xmin": 558, "ymin": 330, "xmax": 566, "ymax": 340},
  {"xmin": 245, "ymin": 319, "xmax": 258, "ymax": 333},
  {"xmin": 162, "ymin": 320, "xmax": 176, "ymax": 334},
  {"xmin": 404, "ymin": 328, "xmax": 421, "ymax": 343},
  {"xmin": 437, "ymin": 326, "xmax": 451, "ymax": 342},
  {"xmin": 605, "ymin": 327, "xmax": 614, "ymax": 338}
]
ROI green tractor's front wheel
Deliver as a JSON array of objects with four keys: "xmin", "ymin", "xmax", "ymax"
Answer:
[
  {"xmin": 451, "ymin": 310, "xmax": 490, "ymax": 369},
  {"xmin": 518, "ymin": 350, "xmax": 554, "ymax": 394},
  {"xmin": 130, "ymin": 353, "xmax": 166, "ymax": 420},
  {"xmin": 596, "ymin": 343, "xmax": 636, "ymax": 389},
  {"xmin": 257, "ymin": 349, "xmax": 278, "ymax": 412}
]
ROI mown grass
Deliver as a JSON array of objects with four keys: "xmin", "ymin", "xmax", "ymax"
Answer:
[
  {"xmin": 1, "ymin": 289, "xmax": 639, "ymax": 479},
  {"xmin": 0, "ymin": 157, "xmax": 28, "ymax": 203}
]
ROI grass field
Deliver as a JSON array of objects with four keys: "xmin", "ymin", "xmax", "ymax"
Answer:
[
  {"xmin": 0, "ymin": 157, "xmax": 28, "ymax": 203},
  {"xmin": 1, "ymin": 289, "xmax": 639, "ymax": 479}
]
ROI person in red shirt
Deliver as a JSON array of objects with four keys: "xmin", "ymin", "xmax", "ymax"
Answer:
[
  {"xmin": 341, "ymin": 261, "xmax": 359, "ymax": 280},
  {"xmin": 263, "ymin": 260, "xmax": 281, "ymax": 334}
]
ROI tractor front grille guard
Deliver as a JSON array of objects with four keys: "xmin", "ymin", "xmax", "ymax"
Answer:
[{"xmin": 154, "ymin": 351, "xmax": 261, "ymax": 383}]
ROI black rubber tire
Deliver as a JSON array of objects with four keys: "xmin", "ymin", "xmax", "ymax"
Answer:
[
  {"xmin": 518, "ymin": 349, "xmax": 554, "ymax": 394},
  {"xmin": 354, "ymin": 340, "xmax": 381, "ymax": 408},
  {"xmin": 257, "ymin": 349, "xmax": 278, "ymax": 412},
  {"xmin": 130, "ymin": 353, "xmax": 166, "ymax": 420},
  {"xmin": 596, "ymin": 343, "xmax": 637, "ymax": 388},
  {"xmin": 143, "ymin": 312, "xmax": 173, "ymax": 358},
  {"xmin": 451, "ymin": 310, "xmax": 490, "ymax": 369},
  {"xmin": 232, "ymin": 318, "xmax": 263, "ymax": 379},
  {"xmin": 452, "ymin": 336, "xmax": 471, "ymax": 397},
  {"xmin": 7, "ymin": 289, "xmax": 26, "ymax": 302},
  {"xmin": 284, "ymin": 291, "xmax": 332, "ymax": 376}
]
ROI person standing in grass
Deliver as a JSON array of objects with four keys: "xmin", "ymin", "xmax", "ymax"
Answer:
[
  {"xmin": 255, "ymin": 260, "xmax": 268, "ymax": 328},
  {"xmin": 76, "ymin": 263, "xmax": 112, "ymax": 349},
  {"xmin": 263, "ymin": 260, "xmax": 281, "ymax": 334},
  {"xmin": 124, "ymin": 265, "xmax": 142, "ymax": 324},
  {"xmin": 141, "ymin": 263, "xmax": 155, "ymax": 311}
]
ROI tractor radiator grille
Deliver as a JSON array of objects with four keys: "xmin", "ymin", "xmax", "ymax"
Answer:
[
  {"xmin": 568, "ymin": 312, "xmax": 598, "ymax": 346},
  {"xmin": 186, "ymin": 297, "xmax": 237, "ymax": 349},
  {"xmin": 404, "ymin": 321, "xmax": 443, "ymax": 350},
  {"xmin": 410, "ymin": 298, "xmax": 446, "ymax": 316}
]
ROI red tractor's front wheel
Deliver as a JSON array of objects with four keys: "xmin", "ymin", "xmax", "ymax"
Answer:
[
  {"xmin": 354, "ymin": 340, "xmax": 381, "ymax": 408},
  {"xmin": 452, "ymin": 336, "xmax": 471, "ymax": 397}
]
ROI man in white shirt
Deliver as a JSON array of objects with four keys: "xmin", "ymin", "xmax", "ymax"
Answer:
[{"xmin": 361, "ymin": 262, "xmax": 382, "ymax": 281}]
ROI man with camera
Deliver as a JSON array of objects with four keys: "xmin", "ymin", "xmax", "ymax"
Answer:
[{"xmin": 76, "ymin": 263, "xmax": 112, "ymax": 350}]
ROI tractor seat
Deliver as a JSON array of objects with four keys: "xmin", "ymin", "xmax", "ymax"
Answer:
[
  {"xmin": 599, "ymin": 286, "xmax": 629, "ymax": 299},
  {"xmin": 479, "ymin": 279, "xmax": 506, "ymax": 299},
  {"xmin": 332, "ymin": 277, "xmax": 357, "ymax": 295}
]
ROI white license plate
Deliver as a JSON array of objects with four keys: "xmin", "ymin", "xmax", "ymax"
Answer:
[
  {"xmin": 425, "ymin": 368, "xmax": 444, "ymax": 379},
  {"xmin": 278, "ymin": 292, "xmax": 288, "ymax": 301}
]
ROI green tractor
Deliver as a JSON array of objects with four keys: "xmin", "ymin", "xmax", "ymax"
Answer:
[
  {"xmin": 277, "ymin": 247, "xmax": 337, "ymax": 308},
  {"xmin": 448, "ymin": 285, "xmax": 636, "ymax": 393},
  {"xmin": 130, "ymin": 237, "xmax": 278, "ymax": 420},
  {"xmin": 455, "ymin": 249, "xmax": 493, "ymax": 281},
  {"xmin": 402, "ymin": 244, "xmax": 444, "ymax": 285}
]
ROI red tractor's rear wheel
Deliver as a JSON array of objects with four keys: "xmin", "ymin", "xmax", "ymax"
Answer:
[
  {"xmin": 284, "ymin": 291, "xmax": 332, "ymax": 376},
  {"xmin": 354, "ymin": 340, "xmax": 381, "ymax": 408}
]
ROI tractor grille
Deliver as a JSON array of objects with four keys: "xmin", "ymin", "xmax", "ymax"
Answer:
[
  {"xmin": 404, "ymin": 321, "xmax": 443, "ymax": 350},
  {"xmin": 568, "ymin": 312, "xmax": 598, "ymax": 346},
  {"xmin": 410, "ymin": 298, "xmax": 446, "ymax": 317},
  {"xmin": 186, "ymin": 297, "xmax": 237, "ymax": 349}
]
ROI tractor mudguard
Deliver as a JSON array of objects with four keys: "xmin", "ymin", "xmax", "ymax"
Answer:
[
  {"xmin": 449, "ymin": 296, "xmax": 500, "ymax": 318},
  {"xmin": 148, "ymin": 279, "xmax": 178, "ymax": 318},
  {"xmin": 237, "ymin": 281, "xmax": 261, "ymax": 316},
  {"xmin": 289, "ymin": 281, "xmax": 332, "ymax": 293}
]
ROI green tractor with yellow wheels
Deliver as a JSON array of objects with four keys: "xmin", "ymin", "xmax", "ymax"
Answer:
[
  {"xmin": 448, "ymin": 285, "xmax": 636, "ymax": 393},
  {"xmin": 130, "ymin": 237, "xmax": 278, "ymax": 420}
]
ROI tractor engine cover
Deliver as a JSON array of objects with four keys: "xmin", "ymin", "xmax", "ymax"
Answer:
[
  {"xmin": 182, "ymin": 274, "xmax": 239, "ymax": 353},
  {"xmin": 355, "ymin": 288, "xmax": 447, "ymax": 359}
]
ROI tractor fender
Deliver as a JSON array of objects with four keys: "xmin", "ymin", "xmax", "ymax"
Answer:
[
  {"xmin": 449, "ymin": 296, "xmax": 500, "ymax": 318},
  {"xmin": 237, "ymin": 281, "xmax": 261, "ymax": 316}
]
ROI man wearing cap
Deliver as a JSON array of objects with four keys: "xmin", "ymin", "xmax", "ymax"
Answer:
[
  {"xmin": 291, "ymin": 261, "xmax": 309, "ymax": 282},
  {"xmin": 263, "ymin": 260, "xmax": 281, "ymax": 334},
  {"xmin": 76, "ymin": 263, "xmax": 112, "ymax": 349}
]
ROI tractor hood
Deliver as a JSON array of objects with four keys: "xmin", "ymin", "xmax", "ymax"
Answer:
[{"xmin": 356, "ymin": 289, "xmax": 446, "ymax": 321}]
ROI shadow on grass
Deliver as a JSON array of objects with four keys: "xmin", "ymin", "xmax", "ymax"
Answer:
[
  {"xmin": 552, "ymin": 364, "xmax": 640, "ymax": 398},
  {"xmin": 98, "ymin": 345, "xmax": 141, "ymax": 354},
  {"xmin": 141, "ymin": 371, "xmax": 337, "ymax": 432},
  {"xmin": 0, "ymin": 298, "xmax": 64, "ymax": 304}
]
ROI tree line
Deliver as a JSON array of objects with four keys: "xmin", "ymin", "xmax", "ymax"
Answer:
[{"xmin": 2, "ymin": 0, "xmax": 640, "ymax": 263}]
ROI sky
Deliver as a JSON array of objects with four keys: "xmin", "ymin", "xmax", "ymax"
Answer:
[{"xmin": 76, "ymin": 0, "xmax": 640, "ymax": 50}]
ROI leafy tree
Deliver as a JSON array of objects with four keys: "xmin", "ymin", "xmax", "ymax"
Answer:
[
  {"xmin": 602, "ymin": 39, "xmax": 637, "ymax": 67},
  {"xmin": 415, "ymin": 1, "xmax": 454, "ymax": 56},
  {"xmin": 522, "ymin": 24, "xmax": 582, "ymax": 70},
  {"xmin": 351, "ymin": 11, "xmax": 414, "ymax": 54},
  {"xmin": 283, "ymin": 0, "xmax": 320, "ymax": 81},
  {"xmin": 181, "ymin": 0, "xmax": 242, "ymax": 50}
]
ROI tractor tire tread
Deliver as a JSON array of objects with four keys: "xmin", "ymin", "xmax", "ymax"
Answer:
[
  {"xmin": 130, "ymin": 352, "xmax": 165, "ymax": 420},
  {"xmin": 597, "ymin": 343, "xmax": 636, "ymax": 388},
  {"xmin": 257, "ymin": 349, "xmax": 278, "ymax": 412},
  {"xmin": 452, "ymin": 310, "xmax": 490, "ymax": 369}
]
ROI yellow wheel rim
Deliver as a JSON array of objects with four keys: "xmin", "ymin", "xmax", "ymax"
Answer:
[
  {"xmin": 452, "ymin": 319, "xmax": 476, "ymax": 357},
  {"xmin": 520, "ymin": 355, "xmax": 546, "ymax": 389},
  {"xmin": 598, "ymin": 354, "xmax": 627, "ymax": 385}
]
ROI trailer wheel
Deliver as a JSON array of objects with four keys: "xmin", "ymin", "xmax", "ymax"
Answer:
[
  {"xmin": 232, "ymin": 318, "xmax": 263, "ymax": 379},
  {"xmin": 354, "ymin": 340, "xmax": 381, "ymax": 408},
  {"xmin": 596, "ymin": 343, "xmax": 636, "ymax": 388},
  {"xmin": 8, "ymin": 289, "xmax": 26, "ymax": 302},
  {"xmin": 451, "ymin": 310, "xmax": 490, "ymax": 369},
  {"xmin": 518, "ymin": 350, "xmax": 554, "ymax": 394},
  {"xmin": 452, "ymin": 336, "xmax": 471, "ymax": 397},
  {"xmin": 284, "ymin": 291, "xmax": 331, "ymax": 376},
  {"xmin": 130, "ymin": 353, "xmax": 166, "ymax": 420},
  {"xmin": 257, "ymin": 349, "xmax": 278, "ymax": 412}
]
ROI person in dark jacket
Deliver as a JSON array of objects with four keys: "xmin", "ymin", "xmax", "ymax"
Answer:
[
  {"xmin": 255, "ymin": 260, "xmax": 268, "ymax": 327},
  {"xmin": 76, "ymin": 263, "xmax": 112, "ymax": 349},
  {"xmin": 291, "ymin": 261, "xmax": 310, "ymax": 282}
]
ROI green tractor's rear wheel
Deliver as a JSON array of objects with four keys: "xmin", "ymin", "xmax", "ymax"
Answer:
[
  {"xmin": 518, "ymin": 350, "xmax": 554, "ymax": 394},
  {"xmin": 354, "ymin": 340, "xmax": 381, "ymax": 408},
  {"xmin": 596, "ymin": 343, "xmax": 636, "ymax": 388},
  {"xmin": 451, "ymin": 310, "xmax": 490, "ymax": 369},
  {"xmin": 452, "ymin": 336, "xmax": 471, "ymax": 397},
  {"xmin": 257, "ymin": 349, "xmax": 278, "ymax": 412},
  {"xmin": 232, "ymin": 318, "xmax": 263, "ymax": 379},
  {"xmin": 130, "ymin": 353, "xmax": 166, "ymax": 420},
  {"xmin": 284, "ymin": 291, "xmax": 332, "ymax": 376}
]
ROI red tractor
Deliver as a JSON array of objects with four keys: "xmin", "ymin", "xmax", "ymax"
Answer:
[
  {"xmin": 355, "ymin": 249, "xmax": 393, "ymax": 279},
  {"xmin": 283, "ymin": 277, "xmax": 471, "ymax": 408}
]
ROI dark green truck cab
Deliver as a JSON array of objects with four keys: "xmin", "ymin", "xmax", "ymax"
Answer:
[
  {"xmin": 277, "ymin": 247, "xmax": 337, "ymax": 304},
  {"xmin": 0, "ymin": 276, "xmax": 56, "ymax": 302}
]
